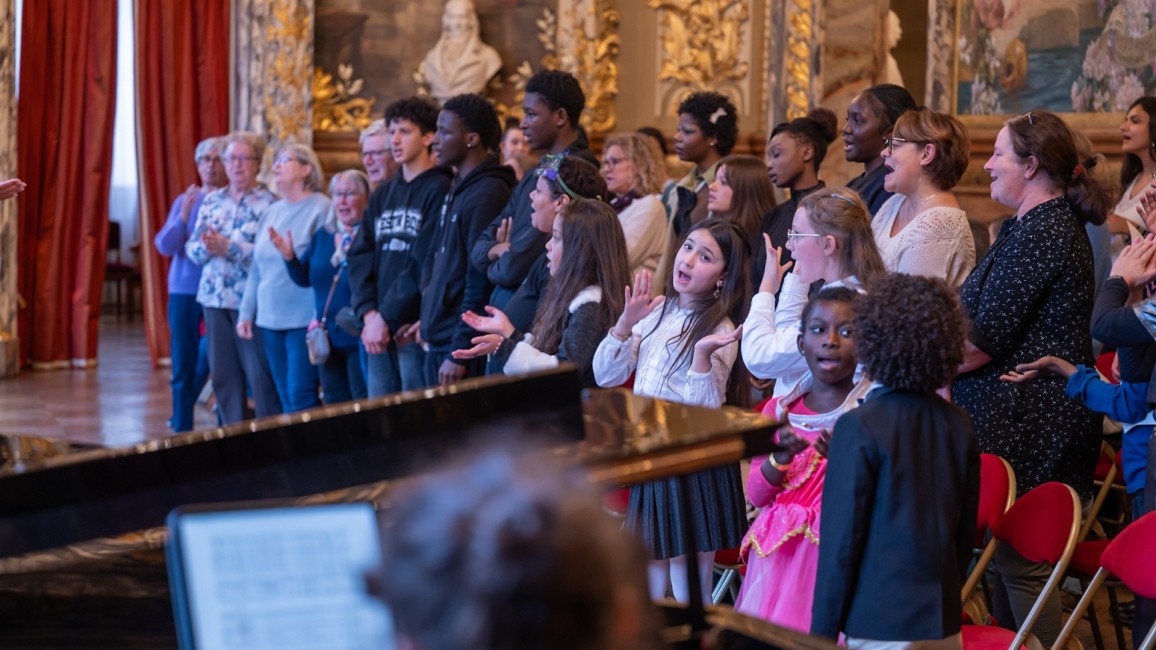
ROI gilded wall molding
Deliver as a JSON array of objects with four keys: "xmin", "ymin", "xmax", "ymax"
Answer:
[
  {"xmin": 312, "ymin": 64, "xmax": 375, "ymax": 132},
  {"xmin": 233, "ymin": 0, "xmax": 314, "ymax": 161},
  {"xmin": 926, "ymin": 0, "xmax": 955, "ymax": 112},
  {"xmin": 763, "ymin": 0, "xmax": 818, "ymax": 132},
  {"xmin": 650, "ymin": 0, "xmax": 752, "ymax": 115},
  {"xmin": 554, "ymin": 0, "xmax": 620, "ymax": 135},
  {"xmin": 0, "ymin": 0, "xmax": 17, "ymax": 375}
]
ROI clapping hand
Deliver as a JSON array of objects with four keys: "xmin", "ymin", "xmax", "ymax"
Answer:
[
  {"xmin": 269, "ymin": 227, "xmax": 294, "ymax": 261},
  {"xmin": 691, "ymin": 324, "xmax": 743, "ymax": 372},
  {"xmin": 487, "ymin": 217, "xmax": 513, "ymax": 260},
  {"xmin": 1109, "ymin": 234, "xmax": 1156, "ymax": 288},
  {"xmin": 1138, "ymin": 188, "xmax": 1156, "ymax": 234},
  {"xmin": 203, "ymin": 226, "xmax": 230, "ymax": 257},
  {"xmin": 760, "ymin": 234, "xmax": 793, "ymax": 295},
  {"xmin": 0, "ymin": 178, "xmax": 26, "ymax": 201}
]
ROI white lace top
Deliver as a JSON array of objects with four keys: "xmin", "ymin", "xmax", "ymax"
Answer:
[{"xmin": 872, "ymin": 194, "xmax": 976, "ymax": 288}]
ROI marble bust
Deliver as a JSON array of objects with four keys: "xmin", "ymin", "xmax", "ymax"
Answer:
[{"xmin": 420, "ymin": 0, "xmax": 503, "ymax": 105}]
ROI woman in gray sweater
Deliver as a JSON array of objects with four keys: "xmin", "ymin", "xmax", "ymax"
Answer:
[{"xmin": 237, "ymin": 144, "xmax": 330, "ymax": 412}]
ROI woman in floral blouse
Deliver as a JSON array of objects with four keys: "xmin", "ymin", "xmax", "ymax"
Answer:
[{"xmin": 186, "ymin": 132, "xmax": 282, "ymax": 424}]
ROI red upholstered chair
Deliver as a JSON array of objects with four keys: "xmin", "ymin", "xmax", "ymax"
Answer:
[
  {"xmin": 711, "ymin": 546, "xmax": 745, "ymax": 604},
  {"xmin": 962, "ymin": 454, "xmax": 1017, "ymax": 625},
  {"xmin": 960, "ymin": 482, "xmax": 1082, "ymax": 650},
  {"xmin": 1053, "ymin": 511, "xmax": 1156, "ymax": 650},
  {"xmin": 602, "ymin": 487, "xmax": 630, "ymax": 518}
]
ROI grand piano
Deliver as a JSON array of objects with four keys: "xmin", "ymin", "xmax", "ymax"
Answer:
[{"xmin": 0, "ymin": 366, "xmax": 834, "ymax": 650}]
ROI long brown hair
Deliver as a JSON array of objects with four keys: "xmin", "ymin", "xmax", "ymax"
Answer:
[
  {"xmin": 529, "ymin": 199, "xmax": 631, "ymax": 354},
  {"xmin": 798, "ymin": 188, "xmax": 886, "ymax": 285},
  {"xmin": 649, "ymin": 219, "xmax": 751, "ymax": 402},
  {"xmin": 712, "ymin": 155, "xmax": 776, "ymax": 242}
]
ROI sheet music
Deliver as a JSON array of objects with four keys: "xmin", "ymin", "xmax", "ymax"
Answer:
[{"xmin": 175, "ymin": 504, "xmax": 393, "ymax": 650}]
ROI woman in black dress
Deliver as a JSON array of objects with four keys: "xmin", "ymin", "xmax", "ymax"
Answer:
[{"xmin": 953, "ymin": 110, "xmax": 1113, "ymax": 646}]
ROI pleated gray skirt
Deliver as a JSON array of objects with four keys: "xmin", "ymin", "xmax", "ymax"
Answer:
[{"xmin": 626, "ymin": 463, "xmax": 748, "ymax": 560}]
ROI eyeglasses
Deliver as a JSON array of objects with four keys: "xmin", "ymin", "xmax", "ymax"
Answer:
[
  {"xmin": 786, "ymin": 229, "xmax": 822, "ymax": 241},
  {"xmin": 223, "ymin": 155, "xmax": 259, "ymax": 164},
  {"xmin": 361, "ymin": 149, "xmax": 389, "ymax": 160},
  {"xmin": 601, "ymin": 156, "xmax": 626, "ymax": 168},
  {"xmin": 883, "ymin": 137, "xmax": 922, "ymax": 155},
  {"xmin": 274, "ymin": 155, "xmax": 301, "ymax": 166},
  {"xmin": 196, "ymin": 155, "xmax": 222, "ymax": 165},
  {"xmin": 332, "ymin": 191, "xmax": 362, "ymax": 199}
]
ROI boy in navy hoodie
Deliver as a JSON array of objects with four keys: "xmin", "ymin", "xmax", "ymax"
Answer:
[
  {"xmin": 348, "ymin": 97, "xmax": 452, "ymax": 397},
  {"xmin": 469, "ymin": 70, "xmax": 598, "ymax": 331},
  {"xmin": 421, "ymin": 94, "xmax": 516, "ymax": 387}
]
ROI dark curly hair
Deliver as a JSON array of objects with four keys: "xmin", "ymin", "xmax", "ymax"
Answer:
[
  {"xmin": 678, "ymin": 92, "xmax": 739, "ymax": 156},
  {"xmin": 525, "ymin": 69, "xmax": 586, "ymax": 128},
  {"xmin": 442, "ymin": 93, "xmax": 503, "ymax": 151},
  {"xmin": 371, "ymin": 449, "xmax": 663, "ymax": 650},
  {"xmin": 385, "ymin": 96, "xmax": 439, "ymax": 133},
  {"xmin": 852, "ymin": 274, "xmax": 964, "ymax": 393},
  {"xmin": 800, "ymin": 286, "xmax": 858, "ymax": 334}
]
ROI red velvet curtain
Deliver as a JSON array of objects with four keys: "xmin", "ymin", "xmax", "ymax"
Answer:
[
  {"xmin": 17, "ymin": 1, "xmax": 118, "ymax": 368},
  {"xmin": 135, "ymin": 0, "xmax": 230, "ymax": 365}
]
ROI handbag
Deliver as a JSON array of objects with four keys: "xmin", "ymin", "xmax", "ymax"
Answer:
[{"xmin": 306, "ymin": 271, "xmax": 342, "ymax": 366}]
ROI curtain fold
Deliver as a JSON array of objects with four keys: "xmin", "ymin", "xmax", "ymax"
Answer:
[
  {"xmin": 135, "ymin": 0, "xmax": 231, "ymax": 365},
  {"xmin": 16, "ymin": 1, "xmax": 118, "ymax": 368}
]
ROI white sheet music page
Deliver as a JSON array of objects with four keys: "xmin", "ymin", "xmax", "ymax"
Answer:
[{"xmin": 177, "ymin": 504, "xmax": 393, "ymax": 650}]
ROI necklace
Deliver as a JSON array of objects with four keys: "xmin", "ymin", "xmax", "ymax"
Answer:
[{"xmin": 902, "ymin": 192, "xmax": 940, "ymax": 223}]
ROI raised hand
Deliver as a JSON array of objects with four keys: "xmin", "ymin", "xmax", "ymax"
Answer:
[
  {"xmin": 1109, "ymin": 236, "xmax": 1156, "ymax": 287},
  {"xmin": 269, "ymin": 227, "xmax": 295, "ymax": 261},
  {"xmin": 451, "ymin": 334, "xmax": 503, "ymax": 360},
  {"xmin": 178, "ymin": 185, "xmax": 200, "ymax": 222},
  {"xmin": 1138, "ymin": 188, "xmax": 1156, "ymax": 234},
  {"xmin": 760, "ymin": 234, "xmax": 793, "ymax": 295},
  {"xmin": 612, "ymin": 271, "xmax": 664, "ymax": 339},
  {"xmin": 461, "ymin": 305, "xmax": 515, "ymax": 337}
]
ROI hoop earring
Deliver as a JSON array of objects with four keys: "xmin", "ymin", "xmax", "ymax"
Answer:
[{"xmin": 713, "ymin": 285, "xmax": 722, "ymax": 299}]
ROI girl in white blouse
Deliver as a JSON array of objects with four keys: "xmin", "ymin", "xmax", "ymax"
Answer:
[
  {"xmin": 873, "ymin": 107, "xmax": 975, "ymax": 287},
  {"xmin": 593, "ymin": 218, "xmax": 751, "ymax": 604}
]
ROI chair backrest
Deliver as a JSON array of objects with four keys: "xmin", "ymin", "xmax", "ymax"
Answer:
[
  {"xmin": 1053, "ymin": 511, "xmax": 1156, "ymax": 650},
  {"xmin": 992, "ymin": 482, "xmax": 1081, "ymax": 650},
  {"xmin": 977, "ymin": 454, "xmax": 1016, "ymax": 539},
  {"xmin": 993, "ymin": 482, "xmax": 1081, "ymax": 565},
  {"xmin": 1080, "ymin": 441, "xmax": 1120, "ymax": 541},
  {"xmin": 1101, "ymin": 511, "xmax": 1156, "ymax": 599}
]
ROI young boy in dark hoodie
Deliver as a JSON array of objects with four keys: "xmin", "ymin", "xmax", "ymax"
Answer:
[
  {"xmin": 420, "ymin": 94, "xmax": 517, "ymax": 387},
  {"xmin": 470, "ymin": 70, "xmax": 598, "ymax": 332},
  {"xmin": 348, "ymin": 97, "xmax": 453, "ymax": 397}
]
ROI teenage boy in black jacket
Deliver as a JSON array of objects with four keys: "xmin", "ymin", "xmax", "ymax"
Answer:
[
  {"xmin": 348, "ymin": 97, "xmax": 452, "ymax": 397},
  {"xmin": 420, "ymin": 94, "xmax": 517, "ymax": 387},
  {"xmin": 470, "ymin": 70, "xmax": 598, "ymax": 325}
]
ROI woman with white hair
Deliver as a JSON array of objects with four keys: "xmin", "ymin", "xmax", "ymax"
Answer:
[
  {"xmin": 237, "ymin": 143, "xmax": 330, "ymax": 412},
  {"xmin": 281, "ymin": 169, "xmax": 370, "ymax": 403},
  {"xmin": 155, "ymin": 135, "xmax": 226, "ymax": 431}
]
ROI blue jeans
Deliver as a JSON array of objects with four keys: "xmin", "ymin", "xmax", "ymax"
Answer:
[
  {"xmin": 167, "ymin": 294, "xmax": 204, "ymax": 432},
  {"xmin": 422, "ymin": 346, "xmax": 483, "ymax": 388},
  {"xmin": 365, "ymin": 341, "xmax": 427, "ymax": 397},
  {"xmin": 319, "ymin": 344, "xmax": 367, "ymax": 404},
  {"xmin": 259, "ymin": 326, "xmax": 320, "ymax": 413}
]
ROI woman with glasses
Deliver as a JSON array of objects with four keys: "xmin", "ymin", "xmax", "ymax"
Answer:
[
  {"xmin": 186, "ymin": 132, "xmax": 282, "ymax": 424},
  {"xmin": 280, "ymin": 170, "xmax": 370, "ymax": 404},
  {"xmin": 874, "ymin": 108, "xmax": 975, "ymax": 287},
  {"xmin": 236, "ymin": 143, "xmax": 330, "ymax": 413},
  {"xmin": 601, "ymin": 133, "xmax": 667, "ymax": 275},
  {"xmin": 742, "ymin": 188, "xmax": 886, "ymax": 399},
  {"xmin": 953, "ymin": 110, "xmax": 1113, "ymax": 647},
  {"xmin": 155, "ymin": 136, "xmax": 226, "ymax": 432},
  {"xmin": 842, "ymin": 84, "xmax": 917, "ymax": 215}
]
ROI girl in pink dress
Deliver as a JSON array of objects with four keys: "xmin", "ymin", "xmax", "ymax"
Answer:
[{"xmin": 734, "ymin": 286, "xmax": 870, "ymax": 631}]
